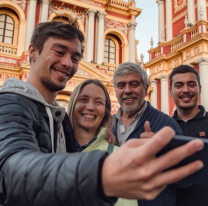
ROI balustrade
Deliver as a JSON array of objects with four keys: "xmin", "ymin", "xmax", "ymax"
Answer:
[
  {"xmin": 108, "ymin": 0, "xmax": 129, "ymax": 9},
  {"xmin": 104, "ymin": 62, "xmax": 118, "ymax": 72},
  {"xmin": 190, "ymin": 27, "xmax": 198, "ymax": 39},
  {"xmin": 169, "ymin": 35, "xmax": 183, "ymax": 52},
  {"xmin": 0, "ymin": 43, "xmax": 17, "ymax": 55}
]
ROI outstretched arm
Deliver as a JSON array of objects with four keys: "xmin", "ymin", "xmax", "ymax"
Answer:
[{"xmin": 102, "ymin": 127, "xmax": 203, "ymax": 200}]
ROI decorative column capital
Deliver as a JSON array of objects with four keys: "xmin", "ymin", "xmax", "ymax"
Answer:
[
  {"xmin": 156, "ymin": 0, "xmax": 165, "ymax": 5},
  {"xmin": 86, "ymin": 8, "xmax": 97, "ymax": 17},
  {"xmin": 97, "ymin": 11, "xmax": 106, "ymax": 20},
  {"xmin": 127, "ymin": 22, "xmax": 137, "ymax": 30},
  {"xmin": 150, "ymin": 79, "xmax": 158, "ymax": 85},
  {"xmin": 158, "ymin": 75, "xmax": 169, "ymax": 81},
  {"xmin": 195, "ymin": 58, "xmax": 208, "ymax": 65},
  {"xmin": 41, "ymin": 0, "xmax": 50, "ymax": 4}
]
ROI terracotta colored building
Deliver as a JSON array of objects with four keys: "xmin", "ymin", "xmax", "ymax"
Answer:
[
  {"xmin": 0, "ymin": 0, "xmax": 142, "ymax": 113},
  {"xmin": 145, "ymin": 0, "xmax": 208, "ymax": 116}
]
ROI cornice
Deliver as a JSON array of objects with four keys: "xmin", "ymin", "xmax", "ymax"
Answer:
[
  {"xmin": 105, "ymin": 0, "xmax": 141, "ymax": 16},
  {"xmin": 145, "ymin": 34, "xmax": 208, "ymax": 67}
]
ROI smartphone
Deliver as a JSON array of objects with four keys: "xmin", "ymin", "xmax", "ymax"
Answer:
[{"xmin": 157, "ymin": 135, "xmax": 208, "ymax": 185}]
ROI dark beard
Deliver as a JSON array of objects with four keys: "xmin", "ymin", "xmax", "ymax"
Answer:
[
  {"xmin": 41, "ymin": 77, "xmax": 65, "ymax": 92},
  {"xmin": 178, "ymin": 105, "xmax": 195, "ymax": 111}
]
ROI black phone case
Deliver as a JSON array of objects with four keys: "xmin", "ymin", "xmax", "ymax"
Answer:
[{"xmin": 157, "ymin": 135, "xmax": 208, "ymax": 185}]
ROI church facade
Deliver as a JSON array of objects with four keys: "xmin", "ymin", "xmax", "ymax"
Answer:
[{"xmin": 0, "ymin": 0, "xmax": 141, "ymax": 113}]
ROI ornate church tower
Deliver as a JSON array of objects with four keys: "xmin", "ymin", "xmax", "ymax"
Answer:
[{"xmin": 145, "ymin": 0, "xmax": 208, "ymax": 115}]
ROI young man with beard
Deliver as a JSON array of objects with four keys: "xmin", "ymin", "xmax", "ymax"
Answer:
[
  {"xmin": 0, "ymin": 22, "xmax": 204, "ymax": 206},
  {"xmin": 170, "ymin": 65, "xmax": 208, "ymax": 206},
  {"xmin": 112, "ymin": 62, "xmax": 185, "ymax": 206}
]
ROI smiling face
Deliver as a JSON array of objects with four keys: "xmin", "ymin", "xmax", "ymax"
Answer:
[
  {"xmin": 28, "ymin": 37, "xmax": 82, "ymax": 102},
  {"xmin": 74, "ymin": 83, "xmax": 106, "ymax": 135},
  {"xmin": 115, "ymin": 73, "xmax": 148, "ymax": 115},
  {"xmin": 170, "ymin": 72, "xmax": 201, "ymax": 111}
]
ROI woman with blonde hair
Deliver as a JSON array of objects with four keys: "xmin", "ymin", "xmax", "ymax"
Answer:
[{"xmin": 68, "ymin": 79, "xmax": 138, "ymax": 206}]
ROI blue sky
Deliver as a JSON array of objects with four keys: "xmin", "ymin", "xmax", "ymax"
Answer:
[{"xmin": 135, "ymin": 1, "xmax": 158, "ymax": 63}]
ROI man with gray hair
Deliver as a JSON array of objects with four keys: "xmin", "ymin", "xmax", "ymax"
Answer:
[{"xmin": 112, "ymin": 62, "xmax": 183, "ymax": 206}]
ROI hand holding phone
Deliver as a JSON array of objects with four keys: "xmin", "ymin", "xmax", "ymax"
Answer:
[{"xmin": 157, "ymin": 135, "xmax": 208, "ymax": 185}]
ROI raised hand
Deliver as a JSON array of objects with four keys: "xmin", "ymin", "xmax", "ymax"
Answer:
[{"xmin": 140, "ymin": 121, "xmax": 155, "ymax": 139}]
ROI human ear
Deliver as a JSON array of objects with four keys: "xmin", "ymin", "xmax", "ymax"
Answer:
[
  {"xmin": 28, "ymin": 44, "xmax": 37, "ymax": 62},
  {"xmin": 169, "ymin": 88, "xmax": 173, "ymax": 97}
]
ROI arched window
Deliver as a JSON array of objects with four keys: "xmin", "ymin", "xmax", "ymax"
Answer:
[
  {"xmin": 0, "ymin": 14, "xmax": 14, "ymax": 44},
  {"xmin": 104, "ymin": 38, "xmax": 116, "ymax": 64}
]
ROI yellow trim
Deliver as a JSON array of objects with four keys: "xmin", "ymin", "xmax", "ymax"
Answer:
[
  {"xmin": 104, "ymin": 28, "xmax": 129, "ymax": 62},
  {"xmin": 105, "ymin": 35, "xmax": 119, "ymax": 64},
  {"xmin": 0, "ymin": 1, "xmax": 25, "ymax": 20},
  {"xmin": 0, "ymin": 10, "xmax": 19, "ymax": 45},
  {"xmin": 48, "ymin": 12, "xmax": 84, "ymax": 33},
  {"xmin": 0, "ymin": 2, "xmax": 26, "ymax": 56}
]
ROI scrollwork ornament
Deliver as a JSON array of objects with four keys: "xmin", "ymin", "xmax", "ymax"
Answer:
[
  {"xmin": 105, "ymin": 19, "xmax": 127, "ymax": 35},
  {"xmin": 174, "ymin": 0, "xmax": 186, "ymax": 13},
  {"xmin": 12, "ymin": 0, "xmax": 26, "ymax": 10},
  {"xmin": 128, "ymin": 22, "xmax": 137, "ymax": 30},
  {"xmin": 49, "ymin": 3, "xmax": 85, "ymax": 23},
  {"xmin": 97, "ymin": 11, "xmax": 106, "ymax": 20},
  {"xmin": 86, "ymin": 9, "xmax": 96, "ymax": 17}
]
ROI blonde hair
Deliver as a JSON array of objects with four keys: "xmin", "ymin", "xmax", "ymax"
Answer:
[{"xmin": 68, "ymin": 79, "xmax": 115, "ymax": 141}]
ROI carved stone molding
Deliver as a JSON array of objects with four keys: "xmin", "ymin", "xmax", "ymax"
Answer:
[
  {"xmin": 42, "ymin": 0, "xmax": 50, "ymax": 4},
  {"xmin": 80, "ymin": 0, "xmax": 101, "ymax": 7},
  {"xmin": 174, "ymin": 58, "xmax": 179, "ymax": 66},
  {"xmin": 128, "ymin": 22, "xmax": 137, "ymax": 30},
  {"xmin": 97, "ymin": 11, "xmax": 106, "ymax": 20},
  {"xmin": 49, "ymin": 3, "xmax": 85, "ymax": 23},
  {"xmin": 105, "ymin": 19, "xmax": 127, "ymax": 35},
  {"xmin": 186, "ymin": 50, "xmax": 191, "ymax": 58},
  {"xmin": 76, "ymin": 69, "xmax": 91, "ymax": 76},
  {"xmin": 150, "ymin": 79, "xmax": 158, "ymax": 85},
  {"xmin": 86, "ymin": 8, "xmax": 96, "ymax": 17},
  {"xmin": 127, "ymin": 22, "xmax": 137, "ymax": 30},
  {"xmin": 194, "ymin": 46, "xmax": 200, "ymax": 54},
  {"xmin": 174, "ymin": 0, "xmax": 187, "ymax": 13},
  {"xmin": 0, "ymin": 57, "xmax": 17, "ymax": 64},
  {"xmin": 12, "ymin": 0, "xmax": 26, "ymax": 10},
  {"xmin": 195, "ymin": 58, "xmax": 208, "ymax": 64},
  {"xmin": 67, "ymin": 80, "xmax": 81, "ymax": 87},
  {"xmin": 0, "ymin": 72, "xmax": 19, "ymax": 80}
]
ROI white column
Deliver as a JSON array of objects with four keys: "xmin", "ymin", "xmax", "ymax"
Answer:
[
  {"xmin": 96, "ymin": 11, "xmax": 106, "ymax": 65},
  {"xmin": 157, "ymin": 0, "xmax": 165, "ymax": 43},
  {"xmin": 24, "ymin": 0, "xmax": 37, "ymax": 50},
  {"xmin": 128, "ymin": 22, "xmax": 137, "ymax": 62},
  {"xmin": 40, "ymin": 0, "xmax": 50, "ymax": 23},
  {"xmin": 17, "ymin": 19, "xmax": 26, "ymax": 56},
  {"xmin": 150, "ymin": 80, "xmax": 158, "ymax": 109},
  {"xmin": 165, "ymin": 0, "xmax": 172, "ymax": 41},
  {"xmin": 160, "ymin": 76, "xmax": 169, "ymax": 114},
  {"xmin": 196, "ymin": 58, "xmax": 208, "ymax": 111},
  {"xmin": 197, "ymin": 0, "xmax": 207, "ymax": 21},
  {"xmin": 187, "ymin": 0, "xmax": 195, "ymax": 25},
  {"xmin": 86, "ymin": 9, "xmax": 96, "ymax": 63}
]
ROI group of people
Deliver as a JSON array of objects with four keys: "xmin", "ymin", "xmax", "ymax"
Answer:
[{"xmin": 0, "ymin": 21, "xmax": 207, "ymax": 206}]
